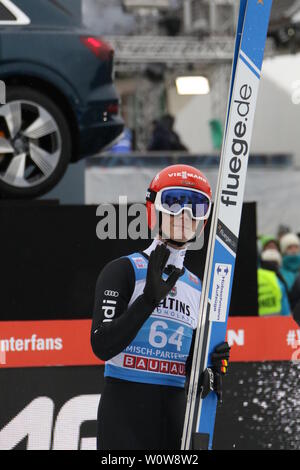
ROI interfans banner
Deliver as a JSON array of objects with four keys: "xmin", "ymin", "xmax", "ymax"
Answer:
[{"xmin": 0, "ymin": 317, "xmax": 300, "ymax": 368}]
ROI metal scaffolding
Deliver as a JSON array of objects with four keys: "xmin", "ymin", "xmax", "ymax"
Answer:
[
  {"xmin": 183, "ymin": 0, "xmax": 239, "ymax": 35},
  {"xmin": 134, "ymin": 78, "xmax": 166, "ymax": 150},
  {"xmin": 107, "ymin": 34, "xmax": 275, "ymax": 69},
  {"xmin": 101, "ymin": 0, "xmax": 298, "ymax": 149},
  {"xmin": 109, "ymin": 35, "xmax": 237, "ymax": 66},
  {"xmin": 210, "ymin": 63, "xmax": 232, "ymax": 125}
]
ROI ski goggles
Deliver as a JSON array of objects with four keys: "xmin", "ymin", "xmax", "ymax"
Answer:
[{"xmin": 148, "ymin": 186, "xmax": 212, "ymax": 220}]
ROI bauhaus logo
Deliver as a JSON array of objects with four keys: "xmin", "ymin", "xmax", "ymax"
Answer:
[
  {"xmin": 210, "ymin": 263, "xmax": 232, "ymax": 323},
  {"xmin": 123, "ymin": 355, "xmax": 185, "ymax": 376}
]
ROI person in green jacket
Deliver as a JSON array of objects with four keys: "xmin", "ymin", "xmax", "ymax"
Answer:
[{"xmin": 258, "ymin": 249, "xmax": 290, "ymax": 317}]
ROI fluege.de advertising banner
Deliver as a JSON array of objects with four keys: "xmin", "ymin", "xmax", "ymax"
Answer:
[{"xmin": 0, "ymin": 317, "xmax": 300, "ymax": 368}]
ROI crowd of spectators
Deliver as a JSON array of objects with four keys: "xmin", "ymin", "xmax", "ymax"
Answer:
[{"xmin": 257, "ymin": 226, "xmax": 300, "ymax": 325}]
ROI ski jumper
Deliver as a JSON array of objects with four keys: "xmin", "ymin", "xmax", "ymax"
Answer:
[{"xmin": 91, "ymin": 239, "xmax": 201, "ymax": 450}]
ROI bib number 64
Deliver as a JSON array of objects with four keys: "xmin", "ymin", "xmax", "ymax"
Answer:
[{"xmin": 149, "ymin": 320, "xmax": 184, "ymax": 352}]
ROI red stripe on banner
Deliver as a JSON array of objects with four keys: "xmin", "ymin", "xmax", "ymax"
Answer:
[
  {"xmin": 0, "ymin": 317, "xmax": 300, "ymax": 368},
  {"xmin": 0, "ymin": 320, "xmax": 103, "ymax": 368},
  {"xmin": 226, "ymin": 316, "xmax": 300, "ymax": 362}
]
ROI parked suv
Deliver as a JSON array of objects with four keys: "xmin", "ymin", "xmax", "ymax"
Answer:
[{"xmin": 0, "ymin": 0, "xmax": 124, "ymax": 198}]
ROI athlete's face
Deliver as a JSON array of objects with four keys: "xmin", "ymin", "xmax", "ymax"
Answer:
[{"xmin": 161, "ymin": 210, "xmax": 201, "ymax": 244}]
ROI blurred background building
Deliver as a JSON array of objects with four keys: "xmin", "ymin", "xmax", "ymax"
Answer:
[
  {"xmin": 81, "ymin": 0, "xmax": 300, "ymax": 235},
  {"xmin": 1, "ymin": 0, "xmax": 300, "ymax": 233}
]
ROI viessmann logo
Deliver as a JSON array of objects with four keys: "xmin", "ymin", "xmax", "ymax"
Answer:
[{"xmin": 168, "ymin": 172, "xmax": 207, "ymax": 183}]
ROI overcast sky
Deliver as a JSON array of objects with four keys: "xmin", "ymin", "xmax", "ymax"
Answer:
[
  {"xmin": 263, "ymin": 52, "xmax": 300, "ymax": 105},
  {"xmin": 82, "ymin": 0, "xmax": 136, "ymax": 34}
]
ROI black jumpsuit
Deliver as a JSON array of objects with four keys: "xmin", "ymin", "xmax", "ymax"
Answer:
[{"xmin": 91, "ymin": 253, "xmax": 197, "ymax": 450}]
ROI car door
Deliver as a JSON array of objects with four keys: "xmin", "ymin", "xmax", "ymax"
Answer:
[{"xmin": 0, "ymin": 0, "xmax": 30, "ymax": 134}]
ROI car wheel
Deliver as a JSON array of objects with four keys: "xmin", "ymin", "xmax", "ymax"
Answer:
[{"xmin": 0, "ymin": 86, "xmax": 72, "ymax": 198}]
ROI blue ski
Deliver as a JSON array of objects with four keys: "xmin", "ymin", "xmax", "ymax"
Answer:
[{"xmin": 181, "ymin": 0, "xmax": 273, "ymax": 451}]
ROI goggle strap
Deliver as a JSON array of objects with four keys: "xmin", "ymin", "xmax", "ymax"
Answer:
[{"xmin": 146, "ymin": 188, "xmax": 156, "ymax": 203}]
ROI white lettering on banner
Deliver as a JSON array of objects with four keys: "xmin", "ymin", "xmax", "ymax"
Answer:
[
  {"xmin": 0, "ymin": 397, "xmax": 54, "ymax": 450},
  {"xmin": 291, "ymin": 347, "xmax": 300, "ymax": 364},
  {"xmin": 0, "ymin": 336, "xmax": 63, "ymax": 353},
  {"xmin": 52, "ymin": 395, "xmax": 99, "ymax": 450},
  {"xmin": 123, "ymin": 354, "xmax": 185, "ymax": 376},
  {"xmin": 209, "ymin": 264, "xmax": 232, "ymax": 323},
  {"xmin": 227, "ymin": 329, "xmax": 245, "ymax": 347},
  {"xmin": 286, "ymin": 330, "xmax": 300, "ymax": 349},
  {"xmin": 0, "ymin": 345, "xmax": 6, "ymax": 365},
  {"xmin": 0, "ymin": 395, "xmax": 100, "ymax": 450}
]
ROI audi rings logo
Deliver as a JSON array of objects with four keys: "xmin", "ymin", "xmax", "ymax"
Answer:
[{"xmin": 104, "ymin": 290, "xmax": 119, "ymax": 297}]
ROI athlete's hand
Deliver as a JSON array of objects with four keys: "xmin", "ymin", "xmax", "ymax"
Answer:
[
  {"xmin": 143, "ymin": 243, "xmax": 183, "ymax": 308},
  {"xmin": 211, "ymin": 341, "xmax": 230, "ymax": 375},
  {"xmin": 200, "ymin": 342, "xmax": 231, "ymax": 404}
]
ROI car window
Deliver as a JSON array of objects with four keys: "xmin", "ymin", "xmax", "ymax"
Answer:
[
  {"xmin": 0, "ymin": 0, "xmax": 30, "ymax": 25},
  {"xmin": 0, "ymin": 2, "xmax": 15, "ymax": 20}
]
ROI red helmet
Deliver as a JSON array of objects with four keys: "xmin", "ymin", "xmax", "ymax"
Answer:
[{"xmin": 146, "ymin": 164, "xmax": 212, "ymax": 230}]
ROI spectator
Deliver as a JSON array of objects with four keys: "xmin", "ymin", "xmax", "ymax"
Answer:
[
  {"xmin": 277, "ymin": 224, "xmax": 291, "ymax": 241},
  {"xmin": 109, "ymin": 128, "xmax": 133, "ymax": 154},
  {"xmin": 147, "ymin": 114, "xmax": 188, "ymax": 152},
  {"xmin": 279, "ymin": 233, "xmax": 300, "ymax": 291},
  {"xmin": 104, "ymin": 126, "xmax": 134, "ymax": 167},
  {"xmin": 259, "ymin": 235, "xmax": 280, "ymax": 253},
  {"xmin": 293, "ymin": 304, "xmax": 300, "ymax": 326},
  {"xmin": 258, "ymin": 249, "xmax": 290, "ymax": 317},
  {"xmin": 290, "ymin": 273, "xmax": 300, "ymax": 326}
]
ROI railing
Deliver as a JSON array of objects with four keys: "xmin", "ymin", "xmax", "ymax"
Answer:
[{"xmin": 86, "ymin": 151, "xmax": 293, "ymax": 168}]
